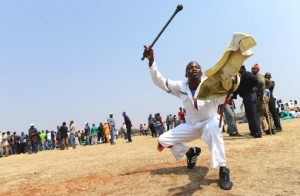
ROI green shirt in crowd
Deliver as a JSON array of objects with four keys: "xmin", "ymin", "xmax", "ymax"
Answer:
[
  {"xmin": 91, "ymin": 126, "xmax": 98, "ymax": 135},
  {"xmin": 40, "ymin": 131, "xmax": 46, "ymax": 141}
]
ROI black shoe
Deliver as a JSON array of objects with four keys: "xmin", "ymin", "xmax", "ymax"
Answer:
[
  {"xmin": 264, "ymin": 130, "xmax": 271, "ymax": 135},
  {"xmin": 265, "ymin": 129, "xmax": 276, "ymax": 135},
  {"xmin": 219, "ymin": 168, "xmax": 233, "ymax": 190},
  {"xmin": 276, "ymin": 128, "xmax": 282, "ymax": 132},
  {"xmin": 252, "ymin": 133, "xmax": 262, "ymax": 138},
  {"xmin": 186, "ymin": 147, "xmax": 201, "ymax": 169}
]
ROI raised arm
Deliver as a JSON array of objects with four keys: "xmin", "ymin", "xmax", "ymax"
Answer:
[{"xmin": 143, "ymin": 45, "xmax": 182, "ymax": 97}]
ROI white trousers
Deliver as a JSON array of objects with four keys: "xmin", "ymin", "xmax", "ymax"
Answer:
[{"xmin": 158, "ymin": 116, "xmax": 226, "ymax": 168}]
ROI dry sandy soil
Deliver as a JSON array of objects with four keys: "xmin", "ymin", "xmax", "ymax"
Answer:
[{"xmin": 0, "ymin": 119, "xmax": 299, "ymax": 196}]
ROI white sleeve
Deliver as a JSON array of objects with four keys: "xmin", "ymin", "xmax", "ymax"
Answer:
[{"xmin": 149, "ymin": 62, "xmax": 182, "ymax": 98}]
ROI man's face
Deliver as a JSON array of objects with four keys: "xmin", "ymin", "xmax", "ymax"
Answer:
[
  {"xmin": 252, "ymin": 68, "xmax": 259, "ymax": 75},
  {"xmin": 239, "ymin": 66, "xmax": 245, "ymax": 74},
  {"xmin": 185, "ymin": 62, "xmax": 202, "ymax": 80},
  {"xmin": 265, "ymin": 73, "xmax": 271, "ymax": 79}
]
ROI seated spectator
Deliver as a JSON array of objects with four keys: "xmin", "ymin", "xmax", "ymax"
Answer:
[
  {"xmin": 280, "ymin": 110, "xmax": 294, "ymax": 120},
  {"xmin": 293, "ymin": 109, "xmax": 300, "ymax": 118}
]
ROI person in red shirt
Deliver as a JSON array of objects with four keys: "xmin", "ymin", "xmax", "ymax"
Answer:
[{"xmin": 178, "ymin": 107, "xmax": 186, "ymax": 124}]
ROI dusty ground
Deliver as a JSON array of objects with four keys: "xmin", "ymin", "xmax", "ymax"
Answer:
[{"xmin": 0, "ymin": 119, "xmax": 299, "ymax": 196}]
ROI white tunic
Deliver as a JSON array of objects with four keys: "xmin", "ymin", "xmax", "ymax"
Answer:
[{"xmin": 149, "ymin": 62, "xmax": 227, "ymax": 168}]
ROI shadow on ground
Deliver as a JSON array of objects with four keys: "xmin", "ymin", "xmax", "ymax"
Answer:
[{"xmin": 150, "ymin": 166, "xmax": 217, "ymax": 196}]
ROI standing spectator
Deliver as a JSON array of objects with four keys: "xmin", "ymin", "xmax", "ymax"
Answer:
[
  {"xmin": 143, "ymin": 123, "xmax": 148, "ymax": 136},
  {"xmin": 77, "ymin": 131, "xmax": 82, "ymax": 145},
  {"xmin": 169, "ymin": 114, "xmax": 174, "ymax": 130},
  {"xmin": 154, "ymin": 113, "xmax": 162, "ymax": 136},
  {"xmin": 178, "ymin": 107, "xmax": 186, "ymax": 124},
  {"xmin": 224, "ymin": 96, "xmax": 240, "ymax": 136},
  {"xmin": 233, "ymin": 65, "xmax": 261, "ymax": 138},
  {"xmin": 80, "ymin": 129, "xmax": 85, "ymax": 145},
  {"xmin": 46, "ymin": 130, "xmax": 52, "ymax": 150},
  {"xmin": 6, "ymin": 131, "xmax": 13, "ymax": 155},
  {"xmin": 39, "ymin": 130, "xmax": 46, "ymax": 151},
  {"xmin": 69, "ymin": 120, "xmax": 76, "ymax": 149},
  {"xmin": 36, "ymin": 131, "xmax": 42, "ymax": 151},
  {"xmin": 11, "ymin": 132, "xmax": 18, "ymax": 154},
  {"xmin": 84, "ymin": 123, "xmax": 91, "ymax": 146},
  {"xmin": 91, "ymin": 123, "xmax": 98, "ymax": 145},
  {"xmin": 1, "ymin": 131, "xmax": 10, "ymax": 157},
  {"xmin": 252, "ymin": 64, "xmax": 267, "ymax": 132},
  {"xmin": 158, "ymin": 113, "xmax": 165, "ymax": 134},
  {"xmin": 51, "ymin": 131, "xmax": 56, "ymax": 149},
  {"xmin": 265, "ymin": 72, "xmax": 282, "ymax": 132},
  {"xmin": 148, "ymin": 114, "xmax": 156, "ymax": 137},
  {"xmin": 107, "ymin": 113, "xmax": 116, "ymax": 145},
  {"xmin": 19, "ymin": 132, "xmax": 26, "ymax": 154},
  {"xmin": 28, "ymin": 123, "xmax": 38, "ymax": 154},
  {"xmin": 139, "ymin": 124, "xmax": 145, "ymax": 135},
  {"xmin": 103, "ymin": 123, "xmax": 110, "ymax": 143},
  {"xmin": 56, "ymin": 125, "xmax": 62, "ymax": 149},
  {"xmin": 115, "ymin": 128, "xmax": 119, "ymax": 140},
  {"xmin": 173, "ymin": 115, "xmax": 179, "ymax": 127},
  {"xmin": 14, "ymin": 134, "xmax": 20, "ymax": 154},
  {"xmin": 166, "ymin": 115, "xmax": 171, "ymax": 131},
  {"xmin": 60, "ymin": 122, "xmax": 69, "ymax": 150},
  {"xmin": 0, "ymin": 131, "xmax": 3, "ymax": 157},
  {"xmin": 98, "ymin": 123, "xmax": 105, "ymax": 143},
  {"xmin": 122, "ymin": 112, "xmax": 132, "ymax": 143},
  {"xmin": 121, "ymin": 123, "xmax": 127, "ymax": 139}
]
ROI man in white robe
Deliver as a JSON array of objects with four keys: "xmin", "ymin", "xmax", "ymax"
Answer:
[{"xmin": 143, "ymin": 46, "xmax": 233, "ymax": 190}]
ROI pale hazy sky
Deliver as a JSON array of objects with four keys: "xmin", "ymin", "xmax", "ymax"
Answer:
[{"xmin": 1, "ymin": 0, "xmax": 300, "ymax": 133}]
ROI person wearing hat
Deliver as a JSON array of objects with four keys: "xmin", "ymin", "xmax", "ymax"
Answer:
[
  {"xmin": 107, "ymin": 113, "xmax": 116, "ymax": 145},
  {"xmin": 28, "ymin": 123, "xmax": 38, "ymax": 154},
  {"xmin": 265, "ymin": 72, "xmax": 282, "ymax": 132},
  {"xmin": 251, "ymin": 64, "xmax": 269, "ymax": 133},
  {"xmin": 233, "ymin": 66, "xmax": 262, "ymax": 138}
]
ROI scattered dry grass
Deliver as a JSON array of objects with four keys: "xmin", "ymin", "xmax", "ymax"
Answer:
[{"xmin": 0, "ymin": 119, "xmax": 299, "ymax": 196}]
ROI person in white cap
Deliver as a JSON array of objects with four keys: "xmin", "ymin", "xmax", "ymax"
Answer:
[{"xmin": 28, "ymin": 123, "xmax": 38, "ymax": 154}]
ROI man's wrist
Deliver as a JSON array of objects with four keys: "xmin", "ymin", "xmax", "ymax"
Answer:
[{"xmin": 149, "ymin": 59, "xmax": 154, "ymax": 67}]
